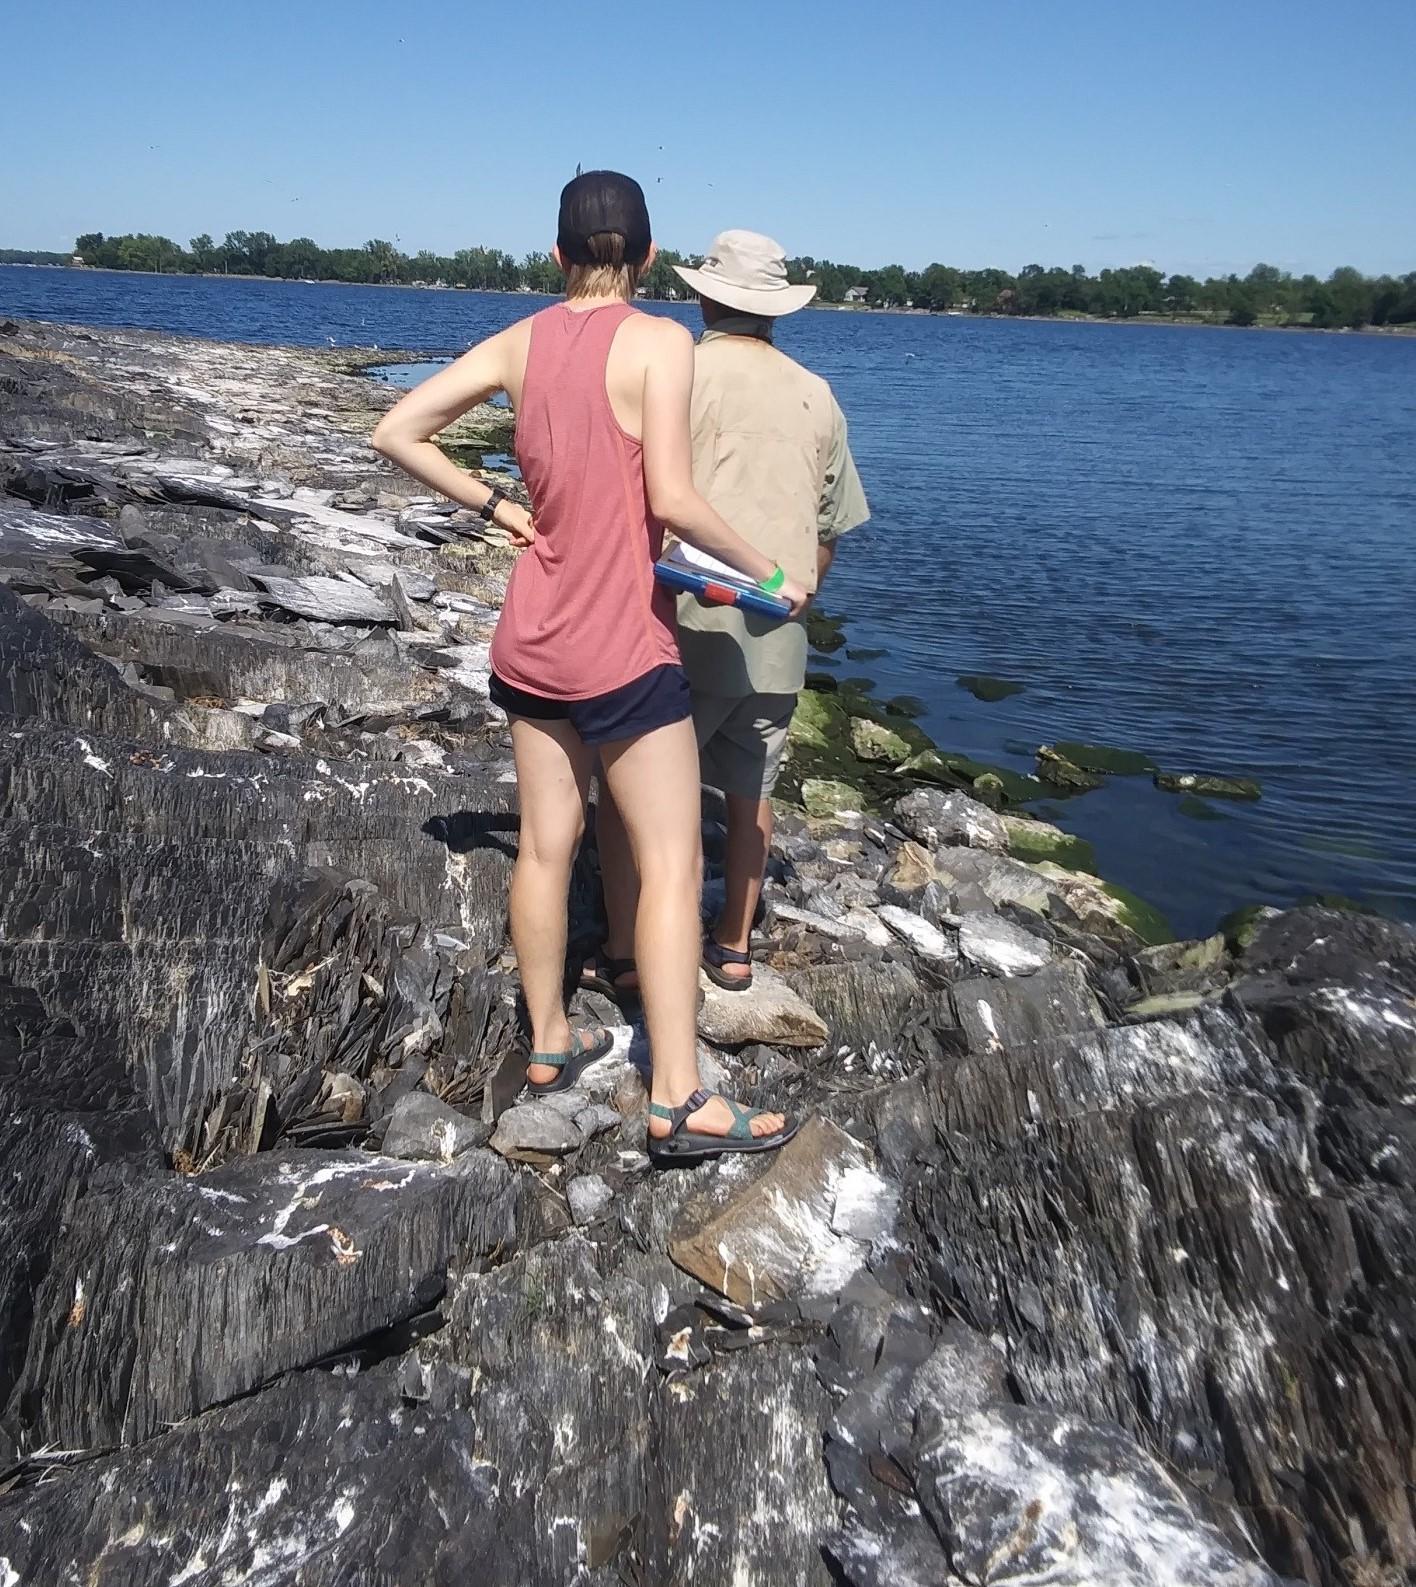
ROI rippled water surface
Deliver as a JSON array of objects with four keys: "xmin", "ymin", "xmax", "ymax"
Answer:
[{"xmin": 4, "ymin": 264, "xmax": 1413, "ymax": 935}]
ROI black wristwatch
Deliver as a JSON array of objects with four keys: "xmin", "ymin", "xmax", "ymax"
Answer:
[{"xmin": 479, "ymin": 486, "xmax": 509, "ymax": 524}]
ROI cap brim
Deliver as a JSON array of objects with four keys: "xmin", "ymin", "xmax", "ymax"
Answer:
[{"xmin": 672, "ymin": 266, "xmax": 817, "ymax": 317}]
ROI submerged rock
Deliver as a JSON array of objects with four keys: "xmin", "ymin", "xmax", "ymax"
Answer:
[
  {"xmin": 1036, "ymin": 744, "xmax": 1106, "ymax": 792},
  {"xmin": 1155, "ymin": 769, "xmax": 1263, "ymax": 800},
  {"xmin": 957, "ymin": 672, "xmax": 1025, "ymax": 702},
  {"xmin": 898, "ymin": 747, "xmax": 1047, "ymax": 805},
  {"xmin": 1049, "ymin": 739, "xmax": 1158, "ymax": 776}
]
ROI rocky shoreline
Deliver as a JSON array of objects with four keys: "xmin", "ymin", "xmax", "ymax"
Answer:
[{"xmin": 2, "ymin": 316, "xmax": 1415, "ymax": 1586}]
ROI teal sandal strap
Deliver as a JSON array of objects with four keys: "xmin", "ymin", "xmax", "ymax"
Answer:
[
  {"xmin": 529, "ymin": 1023, "xmax": 601, "ymax": 1071},
  {"xmin": 649, "ymin": 1091, "xmax": 765, "ymax": 1141},
  {"xmin": 722, "ymin": 1097, "xmax": 757, "ymax": 1141},
  {"xmin": 649, "ymin": 1087, "xmax": 712, "ymax": 1132}
]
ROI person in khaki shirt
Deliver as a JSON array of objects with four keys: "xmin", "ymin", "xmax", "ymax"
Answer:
[{"xmin": 584, "ymin": 230, "xmax": 868, "ymax": 999}]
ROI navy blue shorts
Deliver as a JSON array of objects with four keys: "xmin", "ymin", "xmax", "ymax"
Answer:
[{"xmin": 489, "ymin": 664, "xmax": 692, "ymax": 747}]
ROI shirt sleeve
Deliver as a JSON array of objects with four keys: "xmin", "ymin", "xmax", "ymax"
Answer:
[{"xmin": 818, "ymin": 399, "xmax": 870, "ymax": 543}]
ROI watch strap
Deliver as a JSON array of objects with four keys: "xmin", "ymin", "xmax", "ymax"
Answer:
[{"xmin": 479, "ymin": 486, "xmax": 508, "ymax": 523}]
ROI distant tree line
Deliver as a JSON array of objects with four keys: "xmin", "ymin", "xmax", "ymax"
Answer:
[
  {"xmin": 61, "ymin": 231, "xmax": 697, "ymax": 301},
  {"xmin": 786, "ymin": 258, "xmax": 1416, "ymax": 329},
  {"xmin": 0, "ymin": 248, "xmax": 73, "ymax": 266},
  {"xmin": 7, "ymin": 233, "xmax": 1412, "ymax": 329}
]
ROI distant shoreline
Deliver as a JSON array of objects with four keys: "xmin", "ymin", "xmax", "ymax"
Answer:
[{"xmin": 5, "ymin": 261, "xmax": 1415, "ymax": 337}]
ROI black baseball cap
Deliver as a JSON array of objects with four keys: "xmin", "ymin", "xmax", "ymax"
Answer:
[{"xmin": 556, "ymin": 170, "xmax": 652, "ymax": 266}]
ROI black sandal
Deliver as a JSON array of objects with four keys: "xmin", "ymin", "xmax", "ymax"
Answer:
[
  {"xmin": 525, "ymin": 1022, "xmax": 615, "ymax": 1096},
  {"xmin": 702, "ymin": 937, "xmax": 753, "ymax": 992},
  {"xmin": 579, "ymin": 946, "xmax": 640, "ymax": 1005},
  {"xmin": 647, "ymin": 1087, "xmax": 798, "ymax": 1164}
]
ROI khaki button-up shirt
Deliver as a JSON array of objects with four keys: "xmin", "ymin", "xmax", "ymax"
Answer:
[{"xmin": 676, "ymin": 322, "xmax": 869, "ymax": 697}]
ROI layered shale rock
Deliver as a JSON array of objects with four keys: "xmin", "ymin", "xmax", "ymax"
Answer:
[{"xmin": 1, "ymin": 319, "xmax": 1411, "ymax": 1587}]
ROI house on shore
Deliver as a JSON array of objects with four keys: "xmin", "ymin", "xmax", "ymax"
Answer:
[{"xmin": 844, "ymin": 284, "xmax": 869, "ymax": 304}]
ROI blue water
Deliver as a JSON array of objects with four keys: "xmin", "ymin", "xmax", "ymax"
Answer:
[{"xmin": 4, "ymin": 264, "xmax": 1414, "ymax": 937}]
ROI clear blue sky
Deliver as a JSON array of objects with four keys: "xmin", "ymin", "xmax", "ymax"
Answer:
[{"xmin": 4, "ymin": 0, "xmax": 1414, "ymax": 278}]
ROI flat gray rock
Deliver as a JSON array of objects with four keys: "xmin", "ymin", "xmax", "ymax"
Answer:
[
  {"xmin": 933, "ymin": 846, "xmax": 1054, "ymax": 913},
  {"xmin": 894, "ymin": 788, "xmax": 1008, "ymax": 852},
  {"xmin": 669, "ymin": 1117, "xmax": 894, "ymax": 1307},
  {"xmin": 382, "ymin": 1091, "xmax": 489, "ymax": 1162},
  {"xmin": 489, "ymin": 1098, "xmax": 584, "ymax": 1157},
  {"xmin": 7, "ymin": 1147, "xmax": 518, "ymax": 1449},
  {"xmin": 876, "ymin": 903, "xmax": 958, "ymax": 963},
  {"xmin": 953, "ymin": 960, "xmax": 1105, "ymax": 1052},
  {"xmin": 567, "ymin": 1173, "xmax": 614, "ymax": 1225},
  {"xmin": 253, "ymin": 571, "xmax": 397, "ymax": 625},
  {"xmin": 697, "ymin": 963, "xmax": 828, "ymax": 1049},
  {"xmin": 913, "ymin": 1401, "xmax": 1280, "ymax": 1586},
  {"xmin": 959, "ymin": 910, "xmax": 1053, "ymax": 976}
]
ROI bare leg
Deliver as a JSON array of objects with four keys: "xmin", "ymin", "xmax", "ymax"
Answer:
[
  {"xmin": 508, "ymin": 716, "xmax": 595, "ymax": 1085},
  {"xmin": 601, "ymin": 719, "xmax": 785, "ymax": 1141},
  {"xmin": 710, "ymin": 792, "xmax": 772, "ymax": 981},
  {"xmin": 589, "ymin": 780, "xmax": 640, "ymax": 988}
]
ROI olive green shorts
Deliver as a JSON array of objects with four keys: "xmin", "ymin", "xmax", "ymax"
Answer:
[{"xmin": 692, "ymin": 691, "xmax": 797, "ymax": 801}]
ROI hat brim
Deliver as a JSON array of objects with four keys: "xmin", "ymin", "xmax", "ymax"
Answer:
[{"xmin": 672, "ymin": 265, "xmax": 817, "ymax": 317}]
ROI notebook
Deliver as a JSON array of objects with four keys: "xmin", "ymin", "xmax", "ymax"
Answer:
[{"xmin": 653, "ymin": 541, "xmax": 792, "ymax": 621}]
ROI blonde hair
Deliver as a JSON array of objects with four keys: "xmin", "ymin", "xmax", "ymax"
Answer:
[{"xmin": 564, "ymin": 231, "xmax": 644, "ymax": 301}]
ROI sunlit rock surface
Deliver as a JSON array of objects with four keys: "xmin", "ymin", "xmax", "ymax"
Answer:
[{"xmin": 0, "ymin": 319, "xmax": 1411, "ymax": 1586}]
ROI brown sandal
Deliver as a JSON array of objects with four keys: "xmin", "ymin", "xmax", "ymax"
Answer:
[{"xmin": 702, "ymin": 938, "xmax": 753, "ymax": 992}]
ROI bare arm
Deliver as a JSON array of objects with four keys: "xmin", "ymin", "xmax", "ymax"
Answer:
[
  {"xmin": 370, "ymin": 329, "xmax": 533, "ymax": 544},
  {"xmin": 816, "ymin": 540, "xmax": 837, "ymax": 587},
  {"xmin": 640, "ymin": 322, "xmax": 809, "ymax": 615}
]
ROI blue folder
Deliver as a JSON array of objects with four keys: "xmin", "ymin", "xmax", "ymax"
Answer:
[{"xmin": 653, "ymin": 558, "xmax": 792, "ymax": 621}]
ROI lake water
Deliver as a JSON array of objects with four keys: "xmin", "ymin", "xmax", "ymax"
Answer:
[{"xmin": 4, "ymin": 264, "xmax": 1414, "ymax": 937}]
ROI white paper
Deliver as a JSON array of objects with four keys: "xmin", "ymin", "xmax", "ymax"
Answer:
[{"xmin": 662, "ymin": 539, "xmax": 749, "ymax": 584}]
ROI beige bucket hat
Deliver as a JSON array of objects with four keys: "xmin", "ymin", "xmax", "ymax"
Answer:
[{"xmin": 672, "ymin": 229, "xmax": 817, "ymax": 316}]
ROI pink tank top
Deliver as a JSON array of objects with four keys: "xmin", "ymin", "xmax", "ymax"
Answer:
[{"xmin": 490, "ymin": 302, "xmax": 680, "ymax": 699}]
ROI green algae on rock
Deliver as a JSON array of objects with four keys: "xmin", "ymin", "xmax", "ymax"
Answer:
[
  {"xmin": 1036, "ymin": 746, "xmax": 1105, "ymax": 793},
  {"xmin": 1219, "ymin": 903, "xmax": 1280, "ymax": 951},
  {"xmin": 1049, "ymin": 741, "xmax": 1158, "ymax": 776},
  {"xmin": 805, "ymin": 610, "xmax": 847, "ymax": 653},
  {"xmin": 1001, "ymin": 813, "xmax": 1099, "ymax": 874},
  {"xmin": 850, "ymin": 717, "xmax": 912, "ymax": 766},
  {"xmin": 882, "ymin": 695, "xmax": 927, "ymax": 720},
  {"xmin": 897, "ymin": 749, "xmax": 1046, "ymax": 806},
  {"xmin": 1031, "ymin": 863, "xmax": 1176, "ymax": 947},
  {"xmin": 1099, "ymin": 879, "xmax": 1176, "ymax": 945},
  {"xmin": 787, "ymin": 688, "xmax": 848, "ymax": 751},
  {"xmin": 800, "ymin": 777, "xmax": 865, "ymax": 819},
  {"xmin": 1155, "ymin": 771, "xmax": 1262, "ymax": 801},
  {"xmin": 957, "ymin": 674, "xmax": 1026, "ymax": 703}
]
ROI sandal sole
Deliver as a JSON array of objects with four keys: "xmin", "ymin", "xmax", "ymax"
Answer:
[
  {"xmin": 647, "ymin": 1117, "xmax": 799, "ymax": 1164},
  {"xmin": 701, "ymin": 961, "xmax": 753, "ymax": 993},
  {"xmin": 525, "ymin": 1030, "xmax": 617, "ymax": 1096}
]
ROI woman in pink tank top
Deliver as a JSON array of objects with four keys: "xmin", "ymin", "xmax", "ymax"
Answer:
[{"xmin": 374, "ymin": 173, "xmax": 807, "ymax": 1162}]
